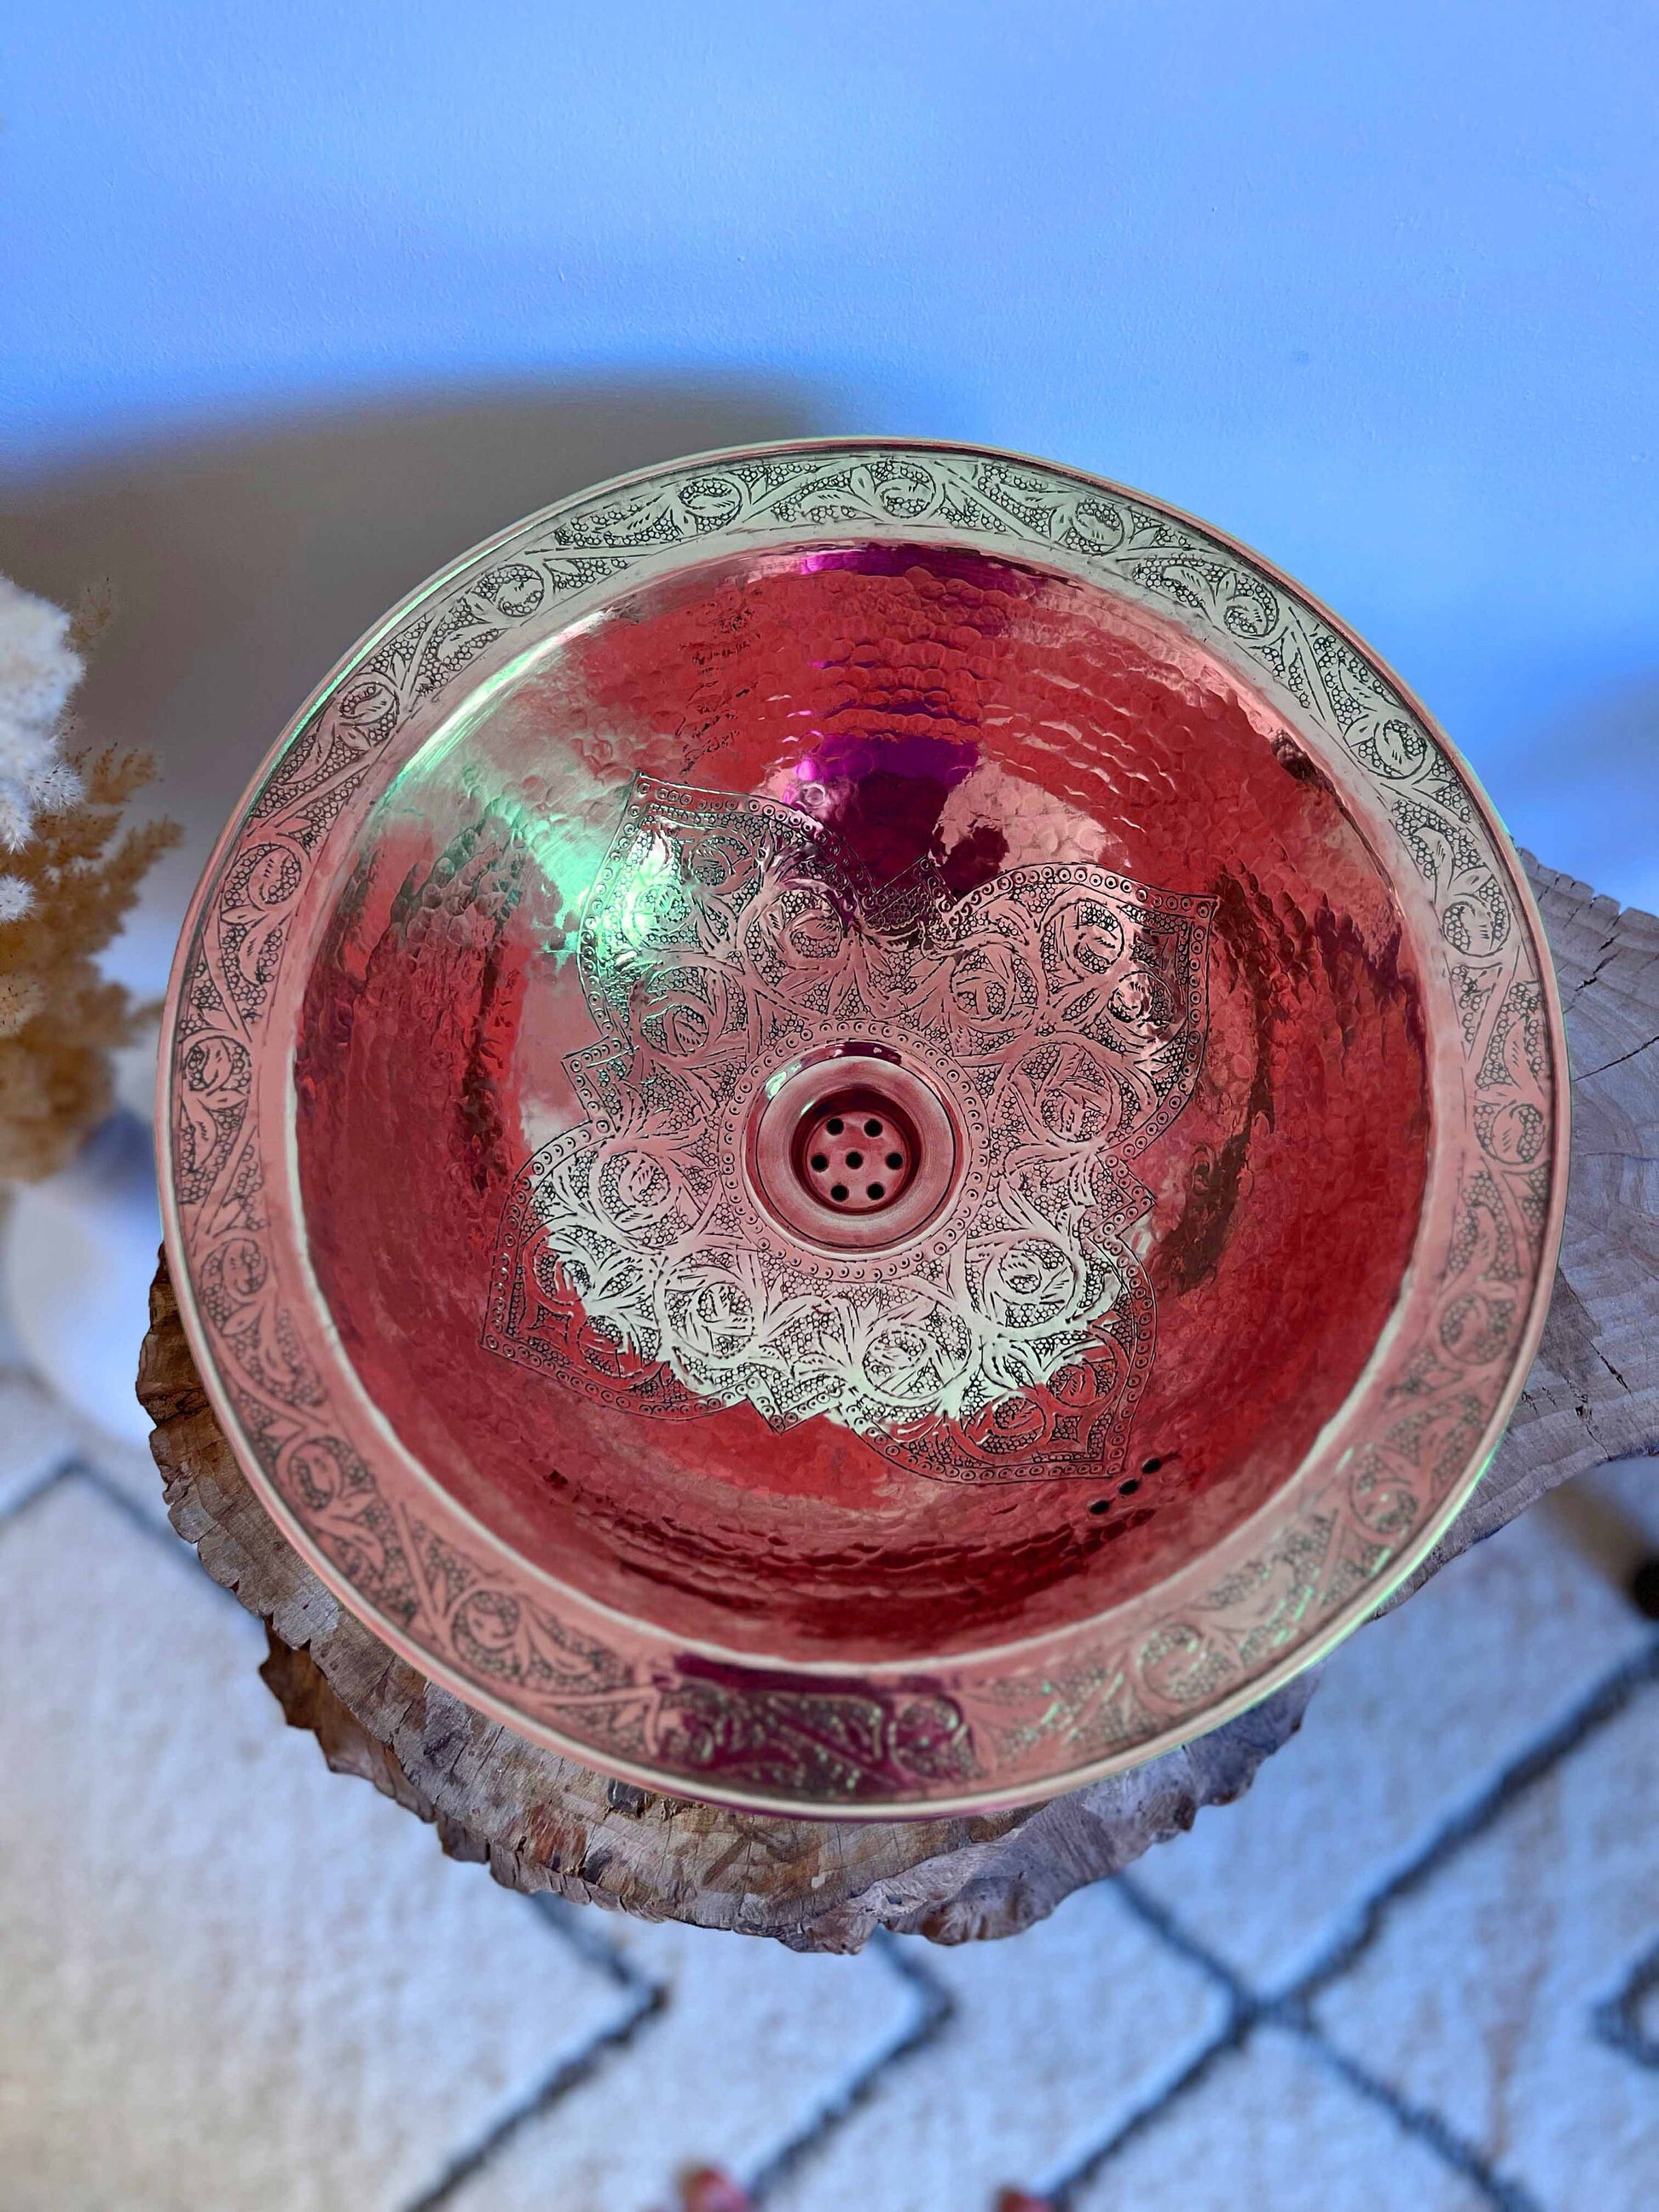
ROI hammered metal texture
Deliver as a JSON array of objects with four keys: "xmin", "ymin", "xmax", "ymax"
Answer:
[
  {"xmin": 159, "ymin": 442, "xmax": 1566, "ymax": 1816},
  {"xmin": 483, "ymin": 776, "xmax": 1211, "ymax": 1484}
]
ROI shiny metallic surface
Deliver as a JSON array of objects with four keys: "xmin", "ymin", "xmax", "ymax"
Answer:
[
  {"xmin": 794, "ymin": 1094, "xmax": 912, "ymax": 1219},
  {"xmin": 158, "ymin": 440, "xmax": 1569, "ymax": 1816},
  {"xmin": 747, "ymin": 1047, "xmax": 958, "ymax": 1250}
]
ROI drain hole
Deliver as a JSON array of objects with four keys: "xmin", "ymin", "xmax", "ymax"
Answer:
[
  {"xmin": 772, "ymin": 1073, "xmax": 946, "ymax": 1235},
  {"xmin": 1141, "ymin": 1455, "xmax": 1164, "ymax": 1474},
  {"xmin": 1119, "ymin": 1476, "xmax": 1141, "ymax": 1496},
  {"xmin": 1089, "ymin": 1499, "xmax": 1111, "ymax": 1516}
]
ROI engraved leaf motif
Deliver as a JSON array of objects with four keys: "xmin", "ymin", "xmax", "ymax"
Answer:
[{"xmin": 486, "ymin": 778, "xmax": 1212, "ymax": 1481}]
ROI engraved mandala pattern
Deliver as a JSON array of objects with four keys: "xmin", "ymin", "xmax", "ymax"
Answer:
[
  {"xmin": 483, "ymin": 778, "xmax": 1211, "ymax": 1481},
  {"xmin": 161, "ymin": 440, "xmax": 1565, "ymax": 1811}
]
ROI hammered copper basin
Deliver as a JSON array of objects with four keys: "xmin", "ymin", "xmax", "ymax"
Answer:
[{"xmin": 160, "ymin": 441, "xmax": 1565, "ymax": 1816}]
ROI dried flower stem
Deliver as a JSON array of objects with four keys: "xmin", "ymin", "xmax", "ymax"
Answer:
[{"xmin": 0, "ymin": 578, "xmax": 180, "ymax": 1181}]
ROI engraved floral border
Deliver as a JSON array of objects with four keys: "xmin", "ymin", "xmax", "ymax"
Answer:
[{"xmin": 161, "ymin": 441, "xmax": 1563, "ymax": 1815}]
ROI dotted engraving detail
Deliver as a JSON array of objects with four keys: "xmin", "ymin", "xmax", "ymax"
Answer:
[
  {"xmin": 163, "ymin": 442, "xmax": 1561, "ymax": 1810},
  {"xmin": 483, "ymin": 778, "xmax": 1211, "ymax": 1482}
]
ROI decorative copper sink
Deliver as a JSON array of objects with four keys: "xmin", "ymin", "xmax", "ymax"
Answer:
[{"xmin": 159, "ymin": 441, "xmax": 1567, "ymax": 1816}]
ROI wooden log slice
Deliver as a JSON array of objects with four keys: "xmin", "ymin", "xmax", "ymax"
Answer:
[{"xmin": 137, "ymin": 858, "xmax": 1659, "ymax": 1950}]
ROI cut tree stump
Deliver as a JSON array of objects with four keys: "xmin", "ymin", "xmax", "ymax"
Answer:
[{"xmin": 136, "ymin": 858, "xmax": 1659, "ymax": 1951}]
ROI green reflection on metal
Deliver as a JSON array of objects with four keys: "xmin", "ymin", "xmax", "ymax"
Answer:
[
  {"xmin": 384, "ymin": 637, "xmax": 631, "ymax": 966},
  {"xmin": 581, "ymin": 830, "xmax": 683, "ymax": 990}
]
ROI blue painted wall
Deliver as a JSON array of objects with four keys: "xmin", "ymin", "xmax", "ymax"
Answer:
[{"xmin": 5, "ymin": 2, "xmax": 1656, "ymax": 900}]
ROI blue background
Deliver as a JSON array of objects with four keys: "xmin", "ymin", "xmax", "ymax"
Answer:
[{"xmin": 4, "ymin": 0, "xmax": 1656, "ymax": 908}]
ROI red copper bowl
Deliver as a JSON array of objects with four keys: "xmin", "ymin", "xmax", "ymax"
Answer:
[{"xmin": 159, "ymin": 441, "xmax": 1567, "ymax": 1816}]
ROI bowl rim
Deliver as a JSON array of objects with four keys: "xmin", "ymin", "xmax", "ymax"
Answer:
[{"xmin": 157, "ymin": 435, "xmax": 1569, "ymax": 1817}]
